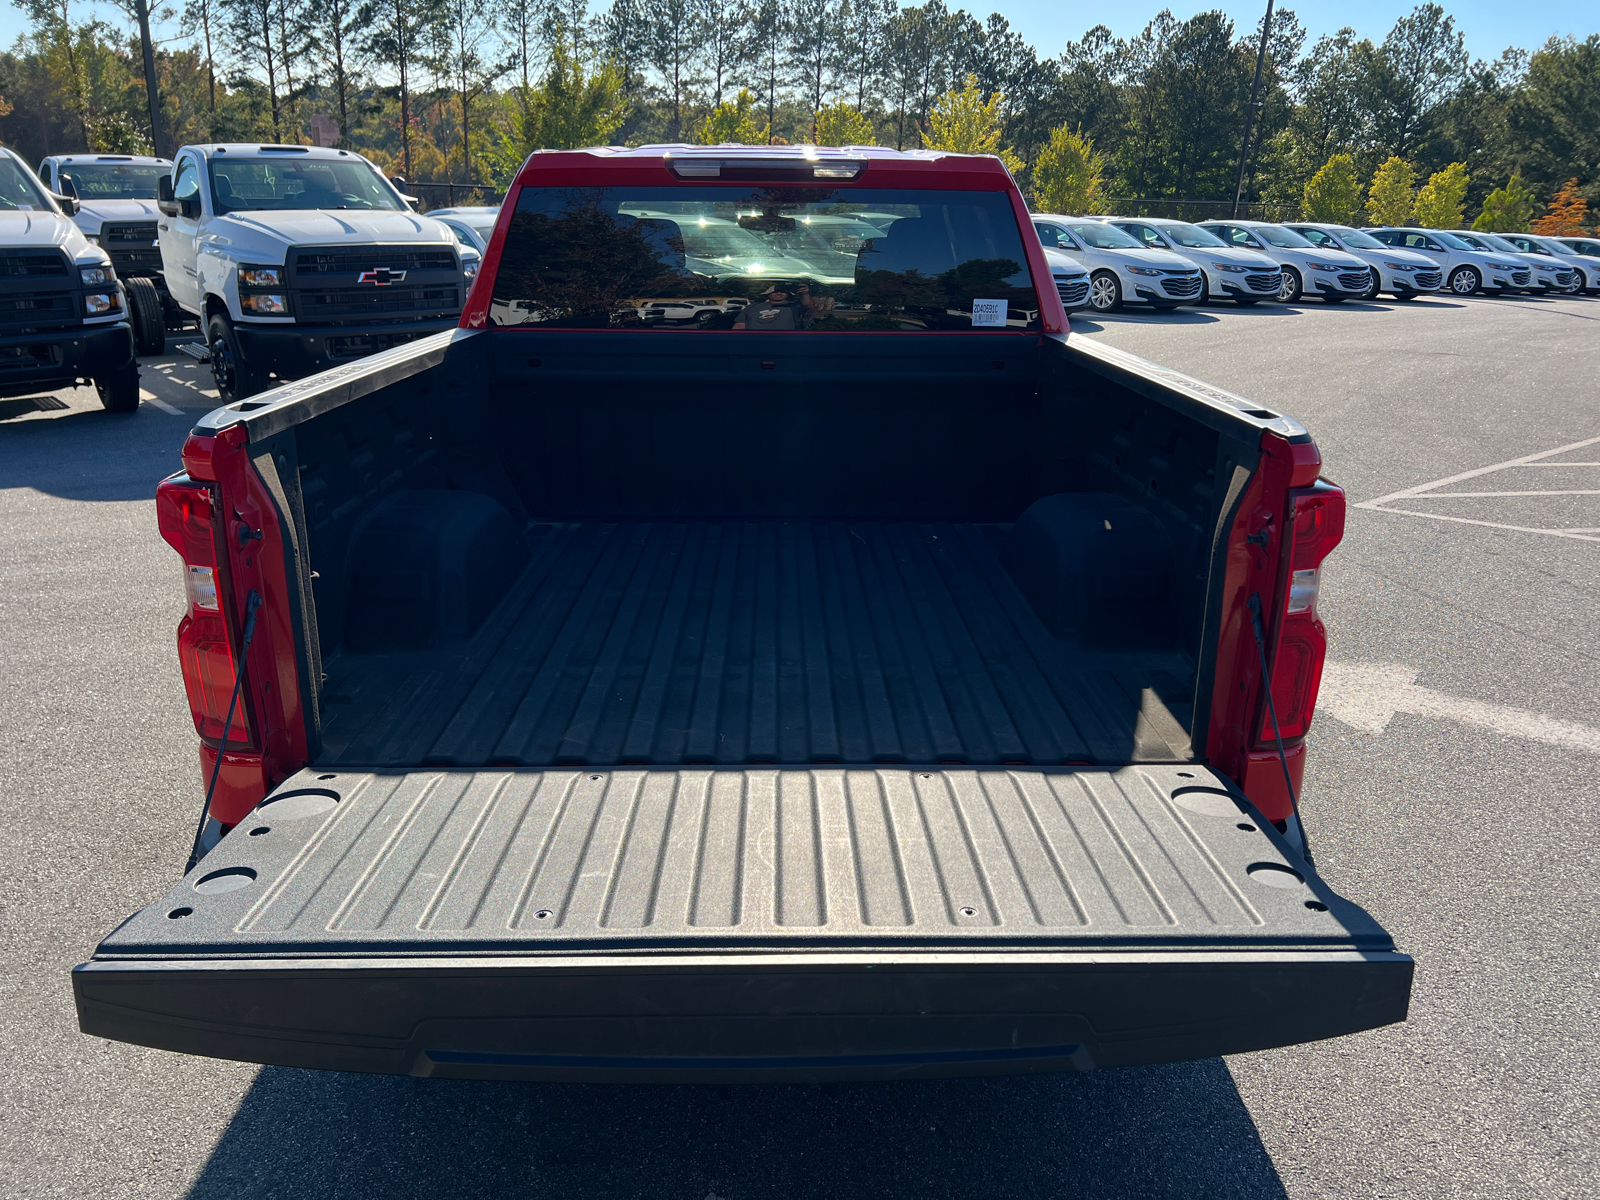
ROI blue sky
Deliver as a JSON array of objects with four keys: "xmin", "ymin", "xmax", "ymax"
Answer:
[{"xmin": 1, "ymin": 1, "xmax": 1591, "ymax": 80}]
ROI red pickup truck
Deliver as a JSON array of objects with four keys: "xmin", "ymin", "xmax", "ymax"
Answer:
[{"xmin": 74, "ymin": 146, "xmax": 1410, "ymax": 1082}]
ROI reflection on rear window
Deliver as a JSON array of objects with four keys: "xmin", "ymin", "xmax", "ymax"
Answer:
[{"xmin": 489, "ymin": 186, "xmax": 1040, "ymax": 331}]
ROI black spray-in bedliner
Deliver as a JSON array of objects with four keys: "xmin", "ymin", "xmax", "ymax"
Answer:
[{"xmin": 318, "ymin": 519, "xmax": 1195, "ymax": 768}]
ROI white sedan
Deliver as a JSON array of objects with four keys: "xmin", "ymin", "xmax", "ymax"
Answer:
[
  {"xmin": 1099, "ymin": 216, "xmax": 1282, "ymax": 304},
  {"xmin": 1451, "ymin": 230, "xmax": 1572, "ymax": 293},
  {"xmin": 1033, "ymin": 215, "xmax": 1204, "ymax": 313},
  {"xmin": 1556, "ymin": 236, "xmax": 1600, "ymax": 293},
  {"xmin": 1282, "ymin": 222, "xmax": 1442, "ymax": 299},
  {"xmin": 1497, "ymin": 232, "xmax": 1593, "ymax": 294},
  {"xmin": 1364, "ymin": 228, "xmax": 1531, "ymax": 296},
  {"xmin": 1197, "ymin": 219, "xmax": 1374, "ymax": 303}
]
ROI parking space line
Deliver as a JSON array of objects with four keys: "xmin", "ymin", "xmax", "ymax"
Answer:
[
  {"xmin": 139, "ymin": 393, "xmax": 184, "ymax": 416},
  {"xmin": 1359, "ymin": 506, "xmax": 1600, "ymax": 543},
  {"xmin": 1403, "ymin": 490, "xmax": 1600, "ymax": 498},
  {"xmin": 1356, "ymin": 434, "xmax": 1600, "ymax": 543},
  {"xmin": 1358, "ymin": 434, "xmax": 1600, "ymax": 507}
]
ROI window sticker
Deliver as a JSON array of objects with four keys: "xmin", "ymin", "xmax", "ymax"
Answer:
[{"xmin": 971, "ymin": 298, "xmax": 1007, "ymax": 327}]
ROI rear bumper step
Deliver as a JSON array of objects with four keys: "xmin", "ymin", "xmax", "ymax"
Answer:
[
  {"xmin": 75, "ymin": 949, "xmax": 1411, "ymax": 1082},
  {"xmin": 76, "ymin": 766, "xmax": 1412, "ymax": 1080}
]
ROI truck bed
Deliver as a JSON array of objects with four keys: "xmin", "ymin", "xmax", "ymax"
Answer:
[
  {"xmin": 76, "ymin": 763, "xmax": 1410, "ymax": 1080},
  {"xmin": 319, "ymin": 518, "xmax": 1195, "ymax": 769}
]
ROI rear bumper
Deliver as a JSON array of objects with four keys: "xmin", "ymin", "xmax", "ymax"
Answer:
[
  {"xmin": 234, "ymin": 317, "xmax": 460, "ymax": 378},
  {"xmin": 74, "ymin": 948, "xmax": 1413, "ymax": 1082},
  {"xmin": 0, "ymin": 321, "xmax": 132, "ymax": 397}
]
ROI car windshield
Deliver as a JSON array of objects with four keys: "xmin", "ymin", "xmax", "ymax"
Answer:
[
  {"xmin": 1518, "ymin": 237, "xmax": 1556, "ymax": 255},
  {"xmin": 490, "ymin": 186, "xmax": 1040, "ymax": 331},
  {"xmin": 208, "ymin": 156, "xmax": 406, "ymax": 214},
  {"xmin": 1162, "ymin": 224, "xmax": 1226, "ymax": 248},
  {"xmin": 0, "ymin": 157, "xmax": 52, "ymax": 211},
  {"xmin": 1065, "ymin": 221, "xmax": 1142, "ymax": 249},
  {"xmin": 1473, "ymin": 233, "xmax": 1522, "ymax": 253},
  {"xmin": 1329, "ymin": 226, "xmax": 1385, "ymax": 249},
  {"xmin": 58, "ymin": 162, "xmax": 167, "ymax": 200},
  {"xmin": 1254, "ymin": 225, "xmax": 1315, "ymax": 249},
  {"xmin": 1431, "ymin": 231, "xmax": 1472, "ymax": 250}
]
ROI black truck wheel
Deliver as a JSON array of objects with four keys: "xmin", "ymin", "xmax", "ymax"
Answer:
[
  {"xmin": 208, "ymin": 312, "xmax": 264, "ymax": 403},
  {"xmin": 125, "ymin": 277, "xmax": 165, "ymax": 355},
  {"xmin": 94, "ymin": 359, "xmax": 140, "ymax": 413}
]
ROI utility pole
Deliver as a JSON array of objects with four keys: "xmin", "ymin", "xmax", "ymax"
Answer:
[
  {"xmin": 131, "ymin": 0, "xmax": 165, "ymax": 157},
  {"xmin": 1231, "ymin": 0, "xmax": 1274, "ymax": 219}
]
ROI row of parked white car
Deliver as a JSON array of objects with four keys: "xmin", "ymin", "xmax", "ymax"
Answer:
[{"xmin": 1032, "ymin": 214, "xmax": 1600, "ymax": 314}]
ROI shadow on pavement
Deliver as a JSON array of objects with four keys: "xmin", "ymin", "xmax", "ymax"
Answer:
[
  {"xmin": 185, "ymin": 1060, "xmax": 1288, "ymax": 1199},
  {"xmin": 0, "ymin": 392, "xmax": 191, "ymax": 502}
]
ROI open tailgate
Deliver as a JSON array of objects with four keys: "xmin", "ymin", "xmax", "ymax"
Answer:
[{"xmin": 76, "ymin": 765, "xmax": 1411, "ymax": 1081}]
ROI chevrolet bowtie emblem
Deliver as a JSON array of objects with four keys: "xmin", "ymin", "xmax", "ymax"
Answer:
[{"xmin": 358, "ymin": 268, "xmax": 406, "ymax": 285}]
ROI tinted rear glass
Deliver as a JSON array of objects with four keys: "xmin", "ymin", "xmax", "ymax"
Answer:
[{"xmin": 490, "ymin": 186, "xmax": 1039, "ymax": 331}]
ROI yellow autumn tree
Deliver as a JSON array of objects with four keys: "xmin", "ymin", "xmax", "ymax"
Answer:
[
  {"xmin": 922, "ymin": 74, "xmax": 1023, "ymax": 172},
  {"xmin": 1365, "ymin": 157, "xmax": 1417, "ymax": 227},
  {"xmin": 696, "ymin": 90, "xmax": 769, "ymax": 145},
  {"xmin": 813, "ymin": 102, "xmax": 875, "ymax": 146},
  {"xmin": 1412, "ymin": 163, "xmax": 1469, "ymax": 228},
  {"xmin": 1031, "ymin": 125, "xmax": 1106, "ymax": 214}
]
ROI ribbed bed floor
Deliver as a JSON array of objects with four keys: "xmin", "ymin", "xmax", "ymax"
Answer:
[{"xmin": 318, "ymin": 520, "xmax": 1197, "ymax": 768}]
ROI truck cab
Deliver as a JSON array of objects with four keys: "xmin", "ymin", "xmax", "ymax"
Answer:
[
  {"xmin": 0, "ymin": 148, "xmax": 138, "ymax": 411},
  {"xmin": 38, "ymin": 153, "xmax": 177, "ymax": 355},
  {"xmin": 156, "ymin": 144, "xmax": 479, "ymax": 402}
]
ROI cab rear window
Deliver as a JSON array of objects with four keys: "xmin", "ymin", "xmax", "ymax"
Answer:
[{"xmin": 489, "ymin": 186, "xmax": 1040, "ymax": 331}]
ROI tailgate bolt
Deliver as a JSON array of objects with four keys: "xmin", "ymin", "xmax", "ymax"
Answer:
[
  {"xmin": 534, "ymin": 909, "xmax": 552, "ymax": 920},
  {"xmin": 959, "ymin": 906, "xmax": 977, "ymax": 917}
]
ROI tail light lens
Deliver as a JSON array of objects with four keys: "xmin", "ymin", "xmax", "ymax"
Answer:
[
  {"xmin": 1257, "ymin": 480, "xmax": 1345, "ymax": 744},
  {"xmin": 156, "ymin": 476, "xmax": 251, "ymax": 745}
]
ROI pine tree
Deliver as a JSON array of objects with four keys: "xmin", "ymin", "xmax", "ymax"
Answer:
[
  {"xmin": 1412, "ymin": 162, "xmax": 1469, "ymax": 228},
  {"xmin": 922, "ymin": 73, "xmax": 1021, "ymax": 172},
  {"xmin": 1531, "ymin": 179, "xmax": 1590, "ymax": 236},
  {"xmin": 1365, "ymin": 156, "xmax": 1416, "ymax": 227},
  {"xmin": 1472, "ymin": 174, "xmax": 1537, "ymax": 232},
  {"xmin": 1302, "ymin": 153, "xmax": 1362, "ymax": 223},
  {"xmin": 1031, "ymin": 124, "xmax": 1105, "ymax": 215}
]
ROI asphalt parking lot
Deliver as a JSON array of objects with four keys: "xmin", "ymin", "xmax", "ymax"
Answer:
[{"xmin": 3, "ymin": 291, "xmax": 1597, "ymax": 1199}]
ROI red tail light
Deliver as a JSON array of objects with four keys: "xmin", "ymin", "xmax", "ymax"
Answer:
[
  {"xmin": 156, "ymin": 476, "xmax": 251, "ymax": 745},
  {"xmin": 1257, "ymin": 480, "xmax": 1345, "ymax": 745}
]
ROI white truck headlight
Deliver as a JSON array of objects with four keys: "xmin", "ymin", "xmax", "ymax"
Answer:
[
  {"xmin": 80, "ymin": 265, "xmax": 115, "ymax": 285},
  {"xmin": 85, "ymin": 291, "xmax": 123, "ymax": 315},
  {"xmin": 238, "ymin": 266, "xmax": 284, "ymax": 288}
]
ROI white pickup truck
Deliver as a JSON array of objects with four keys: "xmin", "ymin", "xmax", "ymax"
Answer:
[
  {"xmin": 0, "ymin": 147, "xmax": 138, "ymax": 410},
  {"xmin": 156, "ymin": 143, "xmax": 479, "ymax": 401},
  {"xmin": 38, "ymin": 153, "xmax": 177, "ymax": 355}
]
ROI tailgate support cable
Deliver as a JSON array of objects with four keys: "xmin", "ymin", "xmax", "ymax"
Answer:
[
  {"xmin": 187, "ymin": 590, "xmax": 263, "ymax": 872},
  {"xmin": 1247, "ymin": 592, "xmax": 1308, "ymax": 858}
]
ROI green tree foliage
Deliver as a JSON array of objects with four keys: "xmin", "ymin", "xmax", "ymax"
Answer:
[
  {"xmin": 922, "ymin": 73, "xmax": 1022, "ymax": 172},
  {"xmin": 1472, "ymin": 174, "xmax": 1537, "ymax": 231},
  {"xmin": 1032, "ymin": 124, "xmax": 1105, "ymax": 214},
  {"xmin": 492, "ymin": 36, "xmax": 626, "ymax": 174},
  {"xmin": 0, "ymin": 0, "xmax": 1593, "ymax": 221},
  {"xmin": 1302, "ymin": 152, "xmax": 1362, "ymax": 222},
  {"xmin": 1413, "ymin": 161, "xmax": 1469, "ymax": 226},
  {"xmin": 695, "ymin": 88, "xmax": 768, "ymax": 144},
  {"xmin": 812, "ymin": 102, "xmax": 874, "ymax": 146},
  {"xmin": 1365, "ymin": 156, "xmax": 1417, "ymax": 225}
]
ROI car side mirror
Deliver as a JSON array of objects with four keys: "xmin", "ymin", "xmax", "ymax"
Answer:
[
  {"xmin": 51, "ymin": 192, "xmax": 79, "ymax": 216},
  {"xmin": 157, "ymin": 174, "xmax": 179, "ymax": 217},
  {"xmin": 179, "ymin": 194, "xmax": 202, "ymax": 219},
  {"xmin": 57, "ymin": 172, "xmax": 78, "ymax": 199}
]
